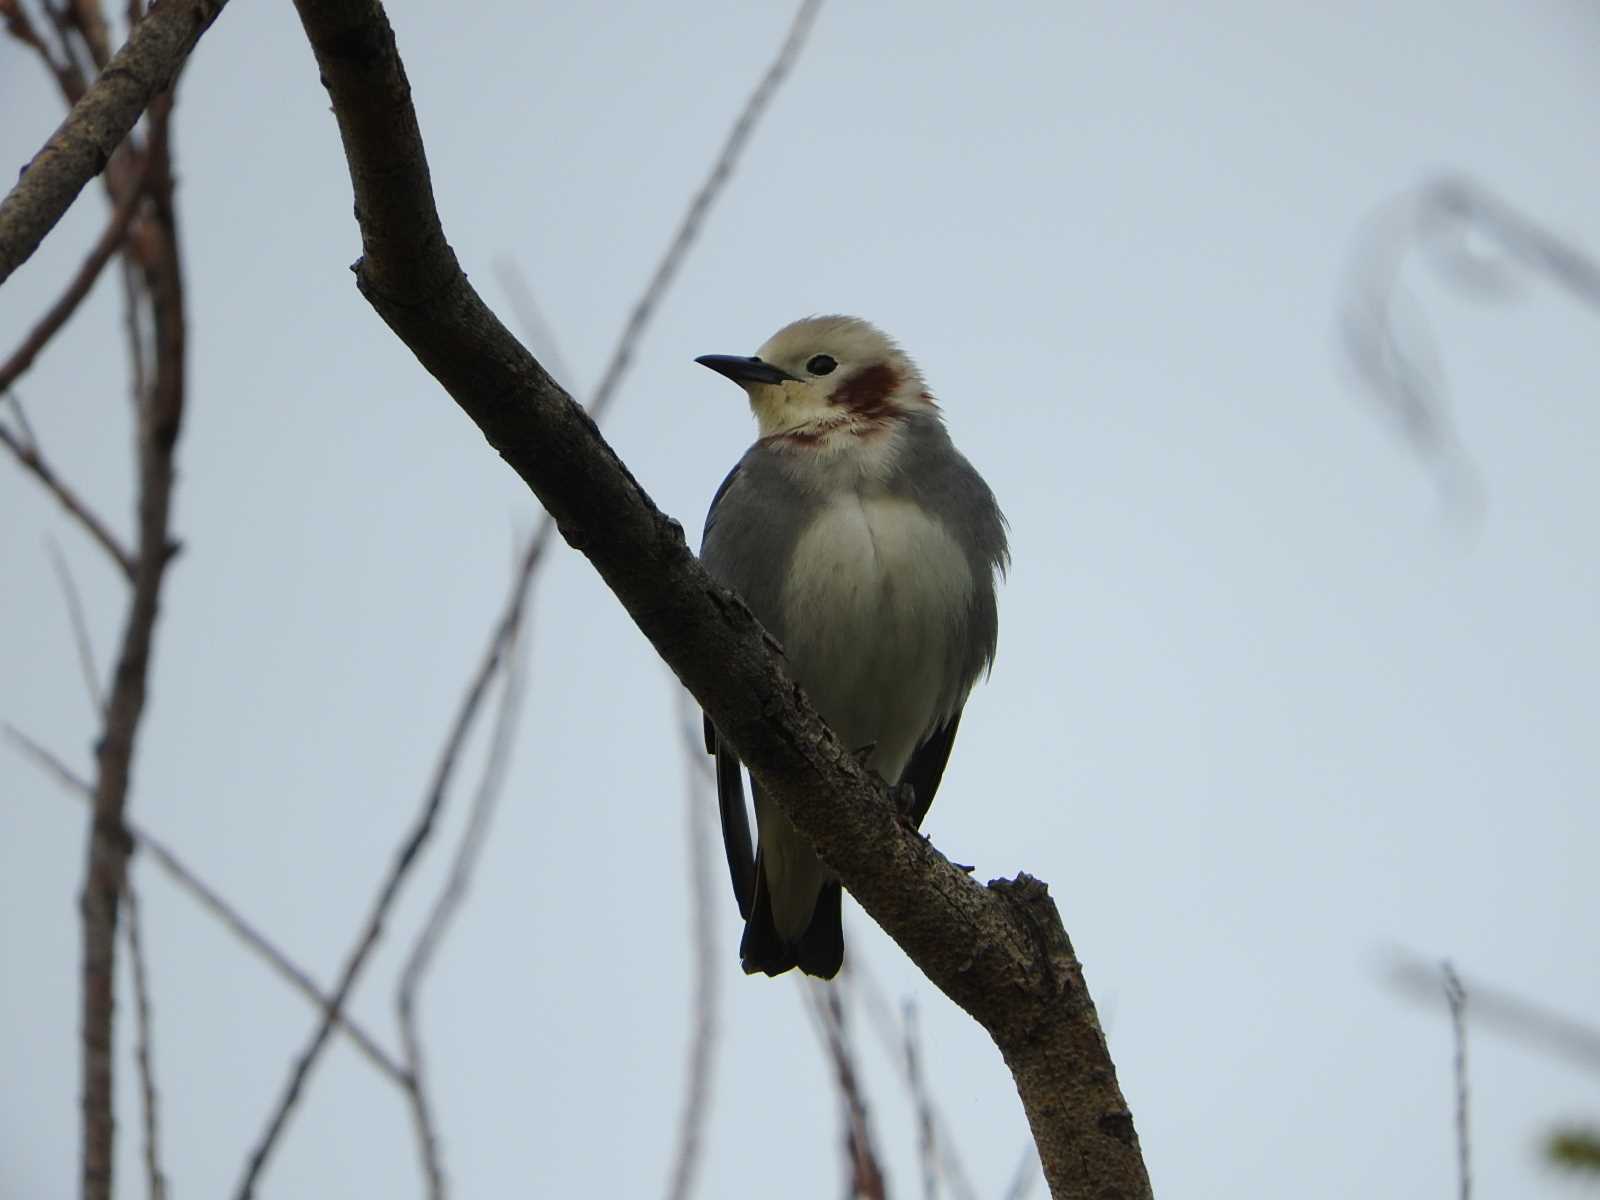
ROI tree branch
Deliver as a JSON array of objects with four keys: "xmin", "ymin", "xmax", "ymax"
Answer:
[
  {"xmin": 0, "ymin": 406, "xmax": 137, "ymax": 579},
  {"xmin": 5, "ymin": 723, "xmax": 408, "ymax": 1084},
  {"xmin": 0, "ymin": 160, "xmax": 147, "ymax": 394},
  {"xmin": 0, "ymin": 0, "xmax": 228, "ymax": 286},
  {"xmin": 290, "ymin": 3, "xmax": 1148, "ymax": 1196}
]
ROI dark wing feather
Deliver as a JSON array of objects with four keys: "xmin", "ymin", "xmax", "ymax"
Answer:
[
  {"xmin": 710, "ymin": 726, "xmax": 757, "ymax": 918},
  {"xmin": 898, "ymin": 711, "xmax": 963, "ymax": 828}
]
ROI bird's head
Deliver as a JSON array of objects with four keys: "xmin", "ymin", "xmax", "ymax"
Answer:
[{"xmin": 696, "ymin": 315, "xmax": 937, "ymax": 442}]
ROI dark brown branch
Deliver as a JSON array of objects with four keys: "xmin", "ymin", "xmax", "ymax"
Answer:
[
  {"xmin": 0, "ymin": 415, "xmax": 136, "ymax": 578},
  {"xmin": 80, "ymin": 74, "xmax": 185, "ymax": 1200},
  {"xmin": 1, "ymin": 0, "xmax": 86, "ymax": 99},
  {"xmin": 122, "ymin": 880, "xmax": 167, "ymax": 1200},
  {"xmin": 0, "ymin": 0, "xmax": 228, "ymax": 285},
  {"xmin": 0, "ymin": 164, "xmax": 147, "ymax": 394},
  {"xmin": 5, "ymin": 724, "xmax": 408, "ymax": 1083},
  {"xmin": 291, "ymin": 3, "xmax": 1149, "ymax": 1196},
  {"xmin": 1442, "ymin": 964, "xmax": 1471, "ymax": 1200}
]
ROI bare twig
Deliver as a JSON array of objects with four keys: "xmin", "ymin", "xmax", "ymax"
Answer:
[
  {"xmin": 851, "ymin": 959, "xmax": 978, "ymax": 1200},
  {"xmin": 0, "ymin": 164, "xmax": 148, "ymax": 395},
  {"xmin": 1391, "ymin": 956, "xmax": 1600, "ymax": 1074},
  {"xmin": 395, "ymin": 539, "xmax": 537, "ymax": 1200},
  {"xmin": 46, "ymin": 538, "xmax": 104, "ymax": 711},
  {"xmin": 0, "ymin": 0, "xmax": 230, "ymax": 285},
  {"xmin": 4, "ymin": 724, "xmax": 408, "ymax": 1083},
  {"xmin": 585, "ymin": 0, "xmax": 825, "ymax": 425},
  {"xmin": 663, "ymin": 692, "xmax": 721, "ymax": 1200},
  {"xmin": 1342, "ymin": 176, "xmax": 1600, "ymax": 517},
  {"xmin": 1, "ymin": 0, "xmax": 87, "ymax": 100},
  {"xmin": 79, "ymin": 77, "xmax": 186, "ymax": 1200},
  {"xmin": 122, "ymin": 878, "xmax": 167, "ymax": 1200},
  {"xmin": 902, "ymin": 1002, "xmax": 937, "ymax": 1200},
  {"xmin": 1442, "ymin": 963, "xmax": 1470, "ymax": 1200},
  {"xmin": 1000, "ymin": 1146, "xmax": 1042, "ymax": 1200},
  {"xmin": 235, "ymin": 547, "xmax": 539, "ymax": 1198},
  {"xmin": 805, "ymin": 983, "xmax": 889, "ymax": 1200},
  {"xmin": 0, "ymin": 413, "xmax": 136, "ymax": 578}
]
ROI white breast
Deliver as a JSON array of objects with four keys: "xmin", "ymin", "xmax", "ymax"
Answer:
[{"xmin": 780, "ymin": 494, "xmax": 974, "ymax": 782}]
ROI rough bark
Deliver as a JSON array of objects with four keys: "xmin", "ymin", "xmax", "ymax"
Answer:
[
  {"xmin": 0, "ymin": 0, "xmax": 228, "ymax": 286},
  {"xmin": 282, "ymin": 3, "xmax": 1152, "ymax": 1197}
]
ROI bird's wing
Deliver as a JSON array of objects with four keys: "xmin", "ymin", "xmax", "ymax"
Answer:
[
  {"xmin": 706, "ymin": 715, "xmax": 757, "ymax": 918},
  {"xmin": 899, "ymin": 710, "xmax": 964, "ymax": 828}
]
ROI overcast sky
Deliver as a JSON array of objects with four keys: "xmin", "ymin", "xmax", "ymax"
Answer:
[{"xmin": 3, "ymin": 2, "xmax": 1599, "ymax": 1198}]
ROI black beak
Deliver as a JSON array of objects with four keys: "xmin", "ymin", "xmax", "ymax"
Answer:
[{"xmin": 695, "ymin": 354, "xmax": 797, "ymax": 386}]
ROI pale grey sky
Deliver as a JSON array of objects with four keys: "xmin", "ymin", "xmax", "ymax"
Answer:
[{"xmin": 3, "ymin": 2, "xmax": 1598, "ymax": 1198}]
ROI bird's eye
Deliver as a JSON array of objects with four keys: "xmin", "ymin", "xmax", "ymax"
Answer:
[{"xmin": 806, "ymin": 354, "xmax": 837, "ymax": 376}]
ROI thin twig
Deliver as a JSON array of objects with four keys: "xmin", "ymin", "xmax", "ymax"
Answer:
[
  {"xmin": 79, "ymin": 75, "xmax": 186, "ymax": 1200},
  {"xmin": 1391, "ymin": 956, "xmax": 1600, "ymax": 1074},
  {"xmin": 1, "ymin": 0, "xmax": 87, "ymax": 100},
  {"xmin": 584, "ymin": 0, "xmax": 826, "ymax": 426},
  {"xmin": 0, "ymin": 165, "xmax": 149, "ymax": 396},
  {"xmin": 1442, "ymin": 963, "xmax": 1470, "ymax": 1200},
  {"xmin": 4, "ymin": 724, "xmax": 407, "ymax": 1083},
  {"xmin": 803, "ymin": 983, "xmax": 889, "ymax": 1200},
  {"xmin": 122, "ymin": 878, "xmax": 167, "ymax": 1200},
  {"xmin": 0, "ymin": 0, "xmax": 231, "ymax": 285},
  {"xmin": 662, "ymin": 692, "xmax": 721, "ymax": 1200},
  {"xmin": 396, "ymin": 539, "xmax": 538, "ymax": 1200},
  {"xmin": 234, "ymin": 553, "xmax": 536, "ymax": 1199},
  {"xmin": 848, "ymin": 957, "xmax": 979, "ymax": 1200},
  {"xmin": 1000, "ymin": 1144, "xmax": 1042, "ymax": 1200},
  {"xmin": 0, "ymin": 417, "xmax": 137, "ymax": 579},
  {"xmin": 46, "ymin": 538, "xmax": 104, "ymax": 712},
  {"xmin": 902, "ymin": 1002, "xmax": 938, "ymax": 1200}
]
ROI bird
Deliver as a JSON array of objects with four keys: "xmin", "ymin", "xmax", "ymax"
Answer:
[{"xmin": 696, "ymin": 315, "xmax": 1007, "ymax": 979}]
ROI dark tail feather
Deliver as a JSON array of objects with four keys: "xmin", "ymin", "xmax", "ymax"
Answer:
[
  {"xmin": 739, "ymin": 856, "xmax": 843, "ymax": 980},
  {"xmin": 795, "ymin": 881, "xmax": 843, "ymax": 979}
]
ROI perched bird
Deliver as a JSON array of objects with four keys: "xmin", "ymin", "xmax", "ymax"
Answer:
[{"xmin": 697, "ymin": 315, "xmax": 1007, "ymax": 979}]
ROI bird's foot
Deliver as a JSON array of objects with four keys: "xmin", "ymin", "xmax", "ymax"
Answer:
[
  {"xmin": 889, "ymin": 780, "xmax": 920, "ymax": 821},
  {"xmin": 851, "ymin": 741, "xmax": 878, "ymax": 768}
]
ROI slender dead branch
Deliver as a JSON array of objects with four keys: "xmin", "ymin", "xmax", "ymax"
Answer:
[
  {"xmin": 0, "ymin": 414, "xmax": 136, "ymax": 578},
  {"xmin": 1342, "ymin": 176, "xmax": 1600, "ymax": 517},
  {"xmin": 585, "ymin": 0, "xmax": 824, "ymax": 425},
  {"xmin": 1, "ymin": 0, "xmax": 87, "ymax": 101},
  {"xmin": 0, "ymin": 0, "xmax": 229, "ymax": 285},
  {"xmin": 292, "ymin": 3, "xmax": 1149, "ymax": 1195},
  {"xmin": 0, "ymin": 163, "xmax": 148, "ymax": 395},
  {"xmin": 1442, "ymin": 963, "xmax": 1470, "ymax": 1200},
  {"xmin": 79, "ymin": 70, "xmax": 186, "ymax": 1200},
  {"xmin": 234, "ymin": 536, "xmax": 538, "ymax": 1199},
  {"xmin": 902, "ymin": 1002, "xmax": 938, "ymax": 1200},
  {"xmin": 1001, "ymin": 1146, "xmax": 1043, "ymax": 1200},
  {"xmin": 46, "ymin": 539, "xmax": 105, "ymax": 711},
  {"xmin": 122, "ymin": 879, "xmax": 167, "ymax": 1200},
  {"xmin": 805, "ymin": 983, "xmax": 889, "ymax": 1200},
  {"xmin": 663, "ymin": 692, "xmax": 721, "ymax": 1200},
  {"xmin": 1391, "ymin": 956, "xmax": 1600, "ymax": 1075},
  {"xmin": 395, "ymin": 541, "xmax": 536, "ymax": 1200},
  {"xmin": 851, "ymin": 955, "xmax": 978, "ymax": 1200},
  {"xmin": 4, "ymin": 724, "xmax": 408, "ymax": 1083}
]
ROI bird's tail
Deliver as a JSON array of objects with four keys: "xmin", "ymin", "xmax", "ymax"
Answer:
[{"xmin": 740, "ymin": 855, "xmax": 843, "ymax": 980}]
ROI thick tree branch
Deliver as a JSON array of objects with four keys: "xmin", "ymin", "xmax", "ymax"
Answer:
[
  {"xmin": 0, "ymin": 0, "xmax": 228, "ymax": 286},
  {"xmin": 290, "ymin": 3, "xmax": 1148, "ymax": 1196}
]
